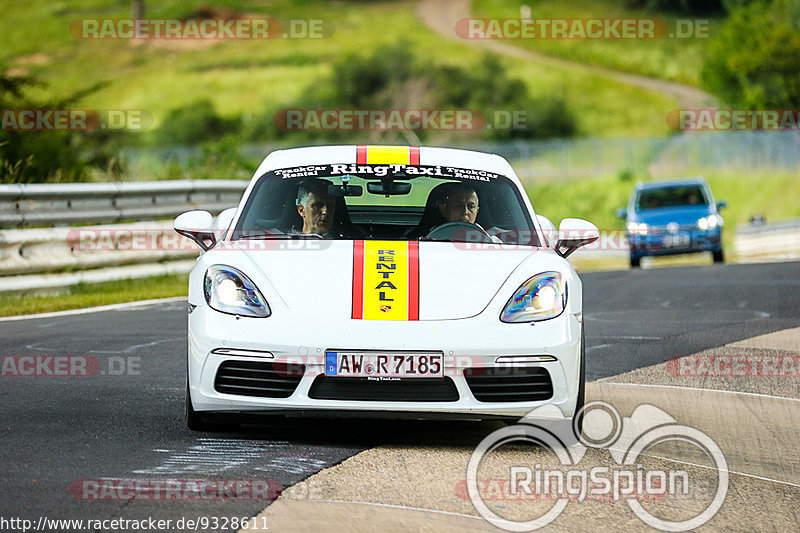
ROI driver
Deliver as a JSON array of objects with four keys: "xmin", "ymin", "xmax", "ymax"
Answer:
[
  {"xmin": 439, "ymin": 183, "xmax": 480, "ymax": 224},
  {"xmin": 296, "ymin": 178, "xmax": 335, "ymax": 235},
  {"xmin": 434, "ymin": 183, "xmax": 501, "ymax": 242}
]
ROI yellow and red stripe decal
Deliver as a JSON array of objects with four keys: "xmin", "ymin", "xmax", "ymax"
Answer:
[
  {"xmin": 352, "ymin": 240, "xmax": 419, "ymax": 320},
  {"xmin": 356, "ymin": 145, "xmax": 420, "ymax": 165}
]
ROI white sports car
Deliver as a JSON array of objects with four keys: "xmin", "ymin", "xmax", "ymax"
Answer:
[{"xmin": 175, "ymin": 145, "xmax": 598, "ymax": 431}]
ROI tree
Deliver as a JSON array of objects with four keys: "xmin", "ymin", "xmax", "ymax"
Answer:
[
  {"xmin": 0, "ymin": 70, "xmax": 117, "ymax": 183},
  {"xmin": 701, "ymin": 0, "xmax": 800, "ymax": 108},
  {"xmin": 132, "ymin": 0, "xmax": 145, "ymax": 19}
]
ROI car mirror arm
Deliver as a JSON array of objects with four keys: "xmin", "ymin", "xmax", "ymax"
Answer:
[
  {"xmin": 555, "ymin": 218, "xmax": 600, "ymax": 258},
  {"xmin": 175, "ymin": 228, "xmax": 216, "ymax": 251},
  {"xmin": 555, "ymin": 238, "xmax": 595, "ymax": 258},
  {"xmin": 174, "ymin": 210, "xmax": 217, "ymax": 251}
]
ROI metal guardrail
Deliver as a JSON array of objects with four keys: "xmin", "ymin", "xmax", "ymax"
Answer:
[
  {"xmin": 0, "ymin": 179, "xmax": 797, "ymax": 293},
  {"xmin": 0, "ymin": 180, "xmax": 248, "ymax": 228},
  {"xmin": 0, "ymin": 222, "xmax": 199, "ymax": 277},
  {"xmin": 734, "ymin": 218, "xmax": 800, "ymax": 261}
]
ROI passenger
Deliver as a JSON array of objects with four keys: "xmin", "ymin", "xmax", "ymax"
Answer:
[{"xmin": 296, "ymin": 179, "xmax": 336, "ymax": 235}]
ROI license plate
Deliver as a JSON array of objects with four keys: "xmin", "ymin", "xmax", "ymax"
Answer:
[
  {"xmin": 324, "ymin": 351, "xmax": 443, "ymax": 378},
  {"xmin": 663, "ymin": 233, "xmax": 690, "ymax": 248}
]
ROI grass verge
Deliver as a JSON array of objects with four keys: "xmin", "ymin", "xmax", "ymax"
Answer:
[
  {"xmin": 472, "ymin": 0, "xmax": 722, "ymax": 86},
  {"xmin": 524, "ymin": 168, "xmax": 800, "ymax": 259},
  {"xmin": 3, "ymin": 0, "xmax": 677, "ymax": 141},
  {"xmin": 0, "ymin": 273, "xmax": 188, "ymax": 317}
]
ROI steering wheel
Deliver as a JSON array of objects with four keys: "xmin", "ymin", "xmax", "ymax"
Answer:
[{"xmin": 425, "ymin": 221, "xmax": 494, "ymax": 244}]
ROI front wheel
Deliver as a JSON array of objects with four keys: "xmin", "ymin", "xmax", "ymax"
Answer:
[
  {"xmin": 185, "ymin": 381, "xmax": 236, "ymax": 431},
  {"xmin": 571, "ymin": 325, "xmax": 586, "ymax": 440},
  {"xmin": 629, "ymin": 255, "xmax": 641, "ymax": 268},
  {"xmin": 713, "ymin": 249, "xmax": 724, "ymax": 263},
  {"xmin": 185, "ymin": 381, "xmax": 211, "ymax": 431}
]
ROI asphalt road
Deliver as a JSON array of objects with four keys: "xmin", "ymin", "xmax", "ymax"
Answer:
[{"xmin": 0, "ymin": 261, "xmax": 797, "ymax": 532}]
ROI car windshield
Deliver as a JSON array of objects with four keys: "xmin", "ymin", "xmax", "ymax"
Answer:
[
  {"xmin": 231, "ymin": 163, "xmax": 540, "ymax": 246},
  {"xmin": 635, "ymin": 184, "xmax": 708, "ymax": 210}
]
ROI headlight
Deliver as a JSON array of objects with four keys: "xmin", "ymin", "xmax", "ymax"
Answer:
[
  {"xmin": 697, "ymin": 216, "xmax": 719, "ymax": 230},
  {"xmin": 501, "ymin": 272, "xmax": 566, "ymax": 323},
  {"xmin": 204, "ymin": 265, "xmax": 270, "ymax": 318},
  {"xmin": 627, "ymin": 222, "xmax": 648, "ymax": 235}
]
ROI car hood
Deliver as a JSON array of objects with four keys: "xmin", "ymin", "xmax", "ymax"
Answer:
[
  {"xmin": 632, "ymin": 205, "xmax": 713, "ymax": 226},
  {"xmin": 229, "ymin": 240, "xmax": 536, "ymax": 320}
]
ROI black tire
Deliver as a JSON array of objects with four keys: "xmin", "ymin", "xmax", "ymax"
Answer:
[
  {"xmin": 185, "ymin": 380, "xmax": 211, "ymax": 431},
  {"xmin": 571, "ymin": 324, "xmax": 586, "ymax": 441},
  {"xmin": 629, "ymin": 255, "xmax": 641, "ymax": 268},
  {"xmin": 713, "ymin": 249, "xmax": 724, "ymax": 263}
]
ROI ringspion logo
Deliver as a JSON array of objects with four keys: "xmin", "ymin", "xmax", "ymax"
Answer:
[{"xmin": 467, "ymin": 402, "xmax": 728, "ymax": 531}]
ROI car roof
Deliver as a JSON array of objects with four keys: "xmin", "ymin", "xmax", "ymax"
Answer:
[
  {"xmin": 250, "ymin": 144, "xmax": 519, "ymax": 183},
  {"xmin": 635, "ymin": 177, "xmax": 707, "ymax": 191}
]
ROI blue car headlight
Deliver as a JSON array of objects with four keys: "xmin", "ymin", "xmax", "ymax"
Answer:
[
  {"xmin": 204, "ymin": 265, "xmax": 270, "ymax": 318},
  {"xmin": 627, "ymin": 222, "xmax": 648, "ymax": 235},
  {"xmin": 501, "ymin": 272, "xmax": 566, "ymax": 323},
  {"xmin": 697, "ymin": 215, "xmax": 721, "ymax": 230}
]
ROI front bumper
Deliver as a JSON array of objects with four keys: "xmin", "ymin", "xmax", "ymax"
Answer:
[
  {"xmin": 628, "ymin": 228, "xmax": 722, "ymax": 257},
  {"xmin": 187, "ymin": 305, "xmax": 583, "ymax": 420}
]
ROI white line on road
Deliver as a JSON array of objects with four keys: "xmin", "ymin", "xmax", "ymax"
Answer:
[
  {"xmin": 308, "ymin": 499, "xmax": 485, "ymax": 521},
  {"xmin": 0, "ymin": 296, "xmax": 187, "ymax": 323},
  {"xmin": 601, "ymin": 381, "xmax": 800, "ymax": 402}
]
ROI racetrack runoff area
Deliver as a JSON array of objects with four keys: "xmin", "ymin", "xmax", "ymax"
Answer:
[{"xmin": 245, "ymin": 326, "xmax": 800, "ymax": 532}]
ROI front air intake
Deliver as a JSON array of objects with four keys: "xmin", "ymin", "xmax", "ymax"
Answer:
[
  {"xmin": 214, "ymin": 360, "xmax": 305, "ymax": 398},
  {"xmin": 464, "ymin": 366, "xmax": 553, "ymax": 402}
]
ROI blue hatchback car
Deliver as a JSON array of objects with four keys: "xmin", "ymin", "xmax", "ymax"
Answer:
[{"xmin": 617, "ymin": 178, "xmax": 726, "ymax": 268}]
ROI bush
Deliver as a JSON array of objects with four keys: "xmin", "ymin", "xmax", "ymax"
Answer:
[
  {"xmin": 0, "ymin": 71, "xmax": 124, "ymax": 183},
  {"xmin": 701, "ymin": 0, "xmax": 800, "ymax": 108},
  {"xmin": 281, "ymin": 41, "xmax": 576, "ymax": 143},
  {"xmin": 154, "ymin": 100, "xmax": 238, "ymax": 146},
  {"xmin": 622, "ymin": 0, "xmax": 727, "ymax": 13}
]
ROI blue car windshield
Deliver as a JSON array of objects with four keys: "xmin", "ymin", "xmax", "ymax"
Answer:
[{"xmin": 635, "ymin": 185, "xmax": 708, "ymax": 211}]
